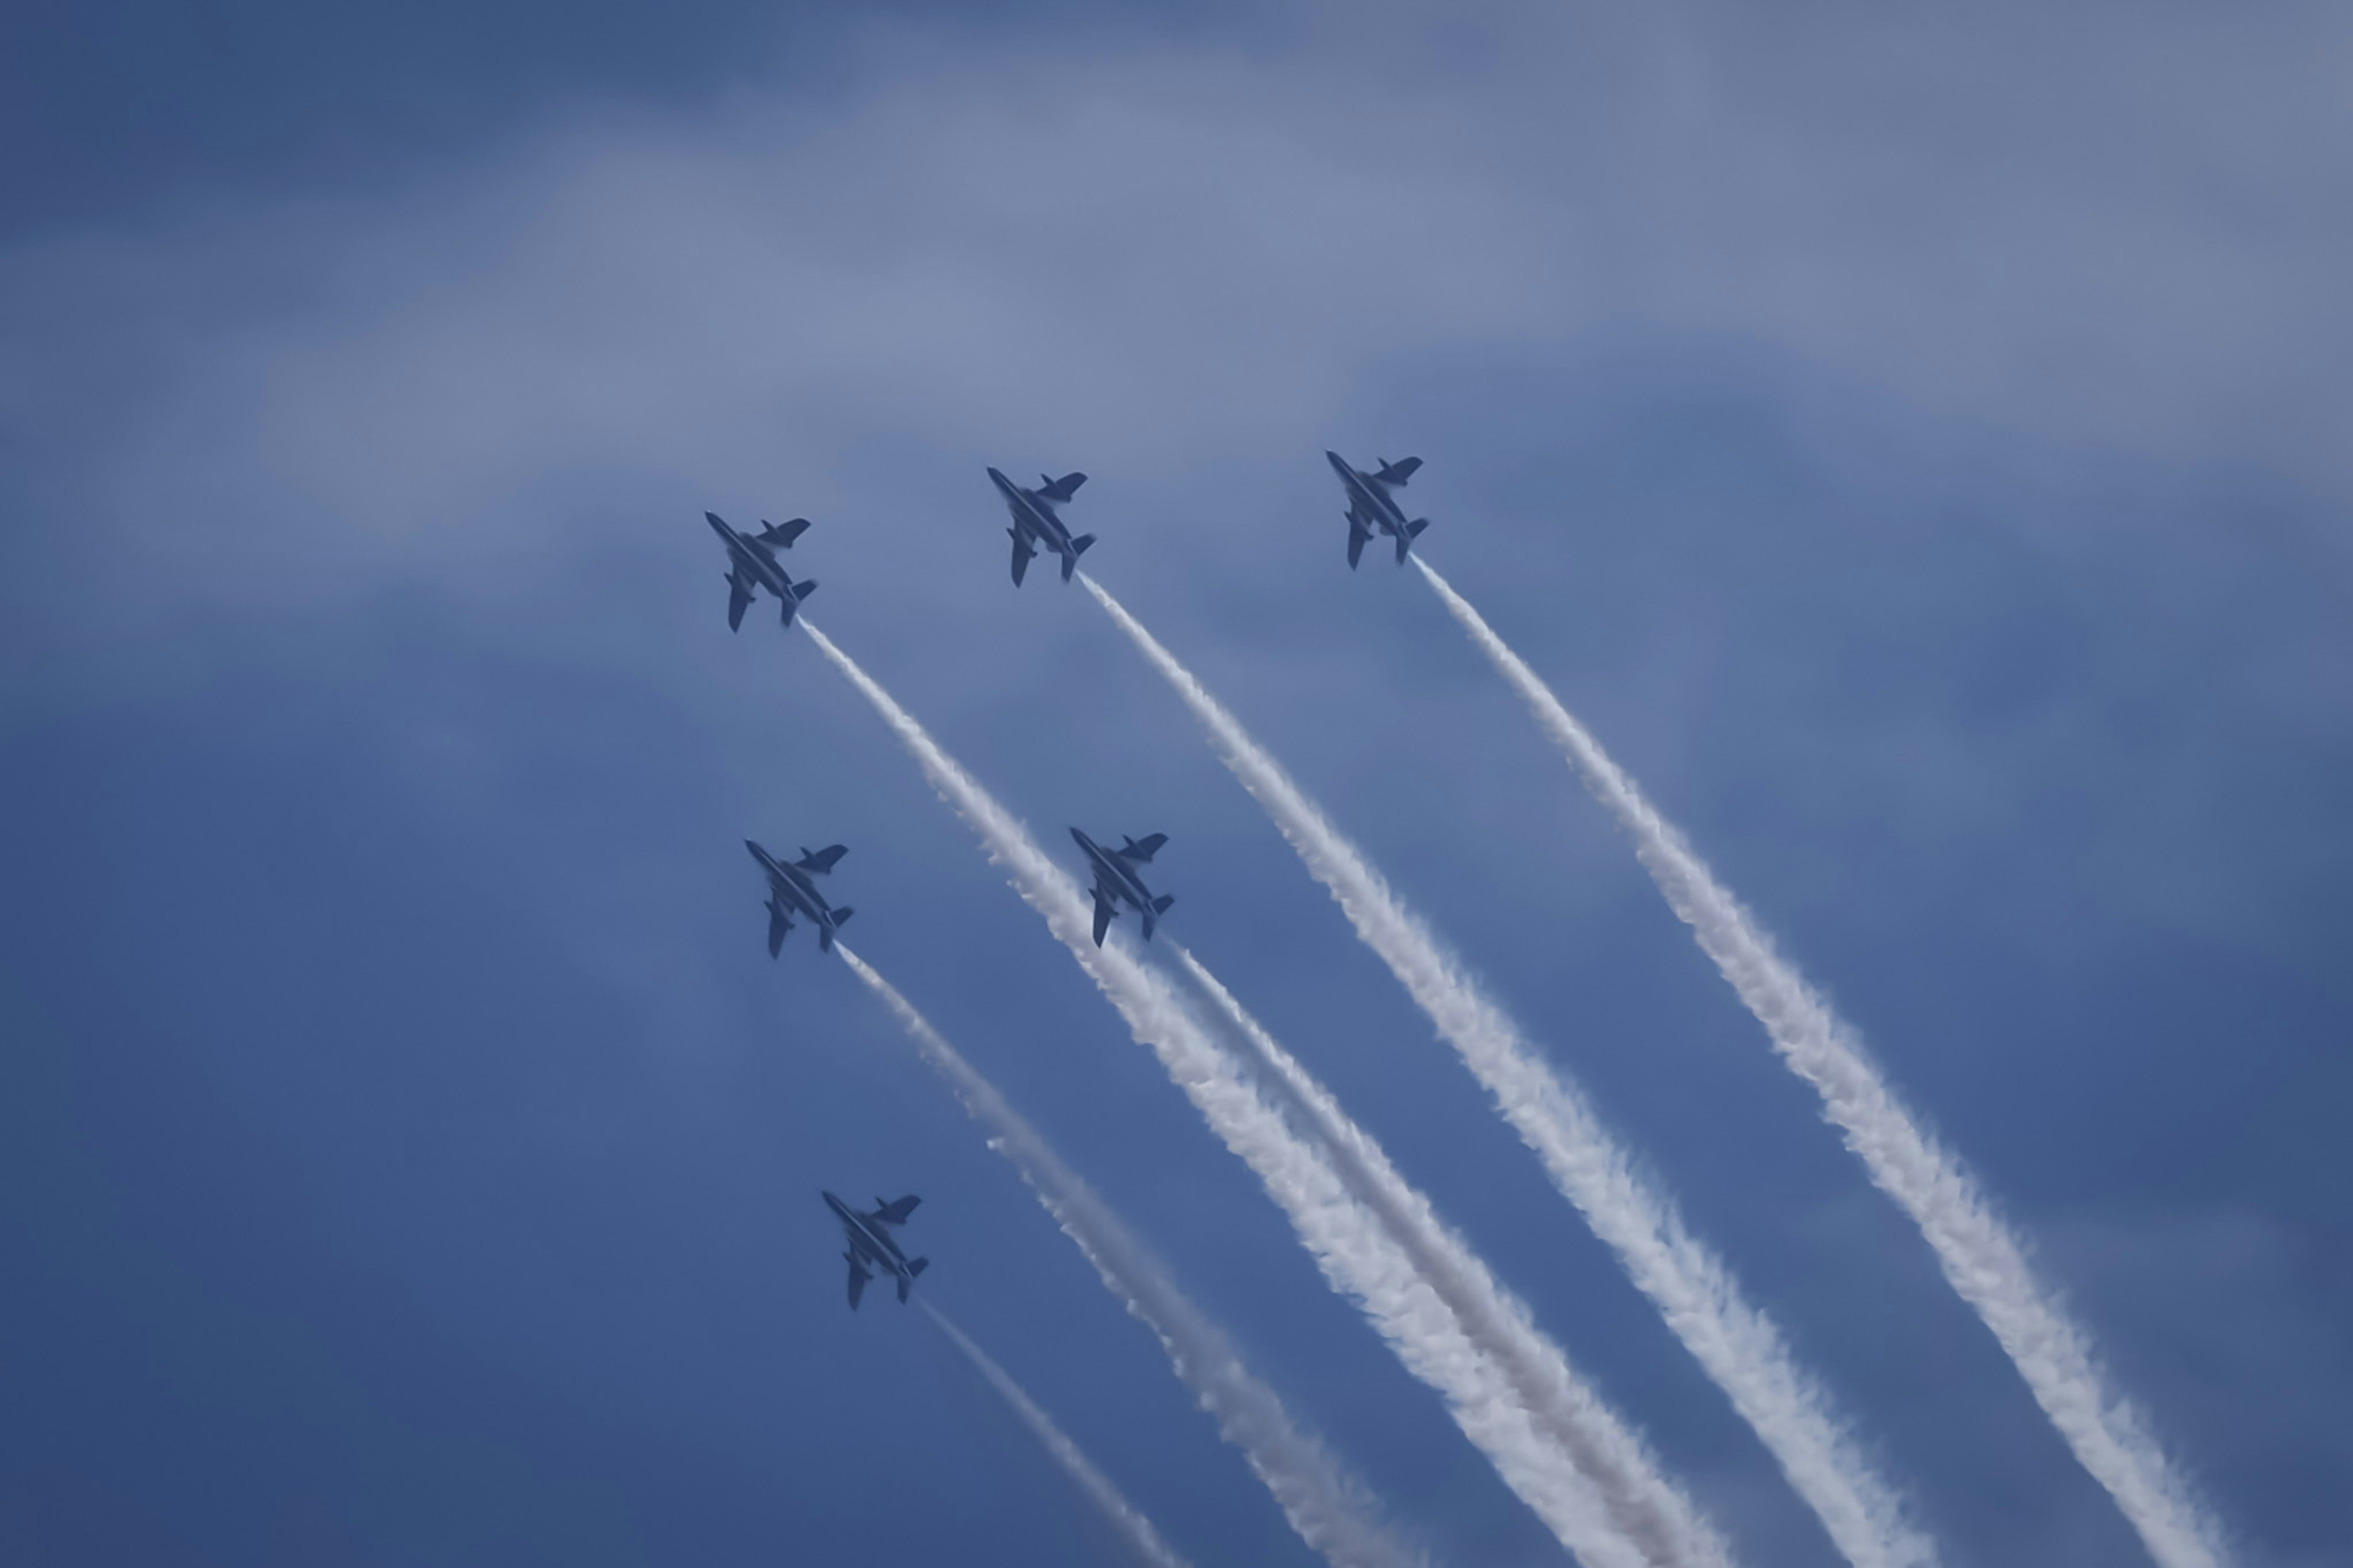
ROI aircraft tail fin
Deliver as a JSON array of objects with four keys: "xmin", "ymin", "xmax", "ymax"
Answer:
[
  {"xmin": 767, "ymin": 901, "xmax": 790, "ymax": 958},
  {"xmin": 817, "ymin": 909, "xmax": 852, "ymax": 953},
  {"xmin": 896, "ymin": 1267, "xmax": 922, "ymax": 1305},
  {"xmin": 1061, "ymin": 536, "xmax": 1095, "ymax": 581}
]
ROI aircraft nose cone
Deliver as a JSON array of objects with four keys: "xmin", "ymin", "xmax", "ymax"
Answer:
[
  {"xmin": 1069, "ymin": 827, "xmax": 1088, "ymax": 849},
  {"xmin": 1324, "ymin": 450, "xmax": 1347, "ymax": 471}
]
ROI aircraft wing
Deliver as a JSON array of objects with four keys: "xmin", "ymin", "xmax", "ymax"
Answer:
[
  {"xmin": 1091, "ymin": 887, "xmax": 1116, "ymax": 947},
  {"xmin": 1010, "ymin": 531, "xmax": 1036, "ymax": 586},
  {"xmin": 760, "ymin": 517, "xmax": 811, "ymax": 548},
  {"xmin": 727, "ymin": 571, "xmax": 756, "ymax": 631},
  {"xmin": 795, "ymin": 844, "xmax": 849, "ymax": 875},
  {"xmin": 873, "ymin": 1194, "xmax": 920, "ymax": 1225},
  {"xmin": 846, "ymin": 1256, "xmax": 871, "ymax": 1310},
  {"xmin": 1120, "ymin": 833, "xmax": 1167, "ymax": 864}
]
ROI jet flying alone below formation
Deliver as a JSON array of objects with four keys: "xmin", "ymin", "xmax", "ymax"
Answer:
[
  {"xmin": 746, "ymin": 839, "xmax": 855, "ymax": 955},
  {"xmin": 987, "ymin": 466, "xmax": 1096, "ymax": 586},
  {"xmin": 706, "ymin": 510, "xmax": 817, "ymax": 629},
  {"xmin": 1071, "ymin": 827, "xmax": 1175, "ymax": 947},
  {"xmin": 825, "ymin": 1191, "xmax": 929, "ymax": 1308},
  {"xmin": 1324, "ymin": 450, "xmax": 1431, "ymax": 567}
]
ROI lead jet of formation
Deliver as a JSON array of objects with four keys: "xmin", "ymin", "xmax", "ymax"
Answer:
[
  {"xmin": 746, "ymin": 839, "xmax": 855, "ymax": 956},
  {"xmin": 705, "ymin": 511, "xmax": 817, "ymax": 629},
  {"xmin": 1324, "ymin": 450, "xmax": 1431, "ymax": 567},
  {"xmin": 987, "ymin": 467, "xmax": 1096, "ymax": 586},
  {"xmin": 1070, "ymin": 828, "xmax": 1175, "ymax": 947},
  {"xmin": 825, "ymin": 1191, "xmax": 929, "ymax": 1308}
]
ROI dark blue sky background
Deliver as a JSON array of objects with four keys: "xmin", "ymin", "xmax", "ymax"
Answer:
[{"xmin": 4, "ymin": 4, "xmax": 2349, "ymax": 1566}]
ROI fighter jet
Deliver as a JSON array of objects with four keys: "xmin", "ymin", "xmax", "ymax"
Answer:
[
  {"xmin": 987, "ymin": 467, "xmax": 1096, "ymax": 586},
  {"xmin": 1071, "ymin": 827, "xmax": 1175, "ymax": 947},
  {"xmin": 1324, "ymin": 450, "xmax": 1431, "ymax": 567},
  {"xmin": 825, "ymin": 1190, "xmax": 929, "ymax": 1309},
  {"xmin": 705, "ymin": 510, "xmax": 818, "ymax": 630},
  {"xmin": 746, "ymin": 839, "xmax": 855, "ymax": 956}
]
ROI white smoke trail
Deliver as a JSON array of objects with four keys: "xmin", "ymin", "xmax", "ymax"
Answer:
[
  {"xmin": 799, "ymin": 617, "xmax": 1713, "ymax": 1568},
  {"xmin": 1082, "ymin": 573, "xmax": 1933, "ymax": 1568},
  {"xmin": 834, "ymin": 945, "xmax": 1416, "ymax": 1568},
  {"xmin": 920, "ymin": 1300, "xmax": 1197, "ymax": 1568},
  {"xmin": 1410, "ymin": 555, "xmax": 2228, "ymax": 1568},
  {"xmin": 1168, "ymin": 943, "xmax": 1735, "ymax": 1568}
]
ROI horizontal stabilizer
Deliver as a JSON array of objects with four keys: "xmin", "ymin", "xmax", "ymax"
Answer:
[
  {"xmin": 792, "ymin": 578, "xmax": 819, "ymax": 601},
  {"xmin": 1406, "ymin": 517, "xmax": 1429, "ymax": 539},
  {"xmin": 795, "ymin": 844, "xmax": 849, "ymax": 874},
  {"xmin": 1121, "ymin": 832, "xmax": 1167, "ymax": 863},
  {"xmin": 1040, "ymin": 471, "xmax": 1087, "ymax": 503},
  {"xmin": 874, "ymin": 1194, "xmax": 921, "ymax": 1225},
  {"xmin": 1151, "ymin": 893, "xmax": 1176, "ymax": 915},
  {"xmin": 907, "ymin": 1257, "xmax": 930, "ymax": 1277}
]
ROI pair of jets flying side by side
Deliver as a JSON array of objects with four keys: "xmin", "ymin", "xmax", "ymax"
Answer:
[
  {"xmin": 702, "ymin": 449, "xmax": 1433, "ymax": 634},
  {"xmin": 983, "ymin": 452, "xmax": 1431, "ymax": 581},
  {"xmin": 742, "ymin": 828, "xmax": 1175, "ymax": 961}
]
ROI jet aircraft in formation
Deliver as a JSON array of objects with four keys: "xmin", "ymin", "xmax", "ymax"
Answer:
[
  {"xmin": 825, "ymin": 1191, "xmax": 929, "ymax": 1308},
  {"xmin": 1071, "ymin": 828, "xmax": 1176, "ymax": 947},
  {"xmin": 716, "ymin": 448, "xmax": 1428, "ymax": 1308},
  {"xmin": 1324, "ymin": 450, "xmax": 1431, "ymax": 567},
  {"xmin": 747, "ymin": 839, "xmax": 855, "ymax": 956},
  {"xmin": 988, "ymin": 466, "xmax": 1096, "ymax": 586},
  {"xmin": 707, "ymin": 510, "xmax": 818, "ymax": 629}
]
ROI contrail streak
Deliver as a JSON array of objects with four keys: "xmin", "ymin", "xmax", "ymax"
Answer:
[
  {"xmin": 1410, "ymin": 555, "xmax": 2227, "ymax": 1568},
  {"xmin": 920, "ymin": 1300, "xmax": 1196, "ymax": 1568},
  {"xmin": 834, "ymin": 945, "xmax": 1414, "ymax": 1568},
  {"xmin": 800, "ymin": 616, "xmax": 1713, "ymax": 1568},
  {"xmin": 1082, "ymin": 573, "xmax": 1932, "ymax": 1568},
  {"xmin": 1167, "ymin": 943, "xmax": 1733, "ymax": 1568}
]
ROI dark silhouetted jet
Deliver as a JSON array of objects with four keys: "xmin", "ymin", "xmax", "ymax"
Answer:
[
  {"xmin": 746, "ymin": 839, "xmax": 854, "ymax": 955},
  {"xmin": 1324, "ymin": 450, "xmax": 1430, "ymax": 567},
  {"xmin": 987, "ymin": 467, "xmax": 1096, "ymax": 586},
  {"xmin": 825, "ymin": 1191, "xmax": 928, "ymax": 1308},
  {"xmin": 706, "ymin": 511, "xmax": 817, "ymax": 629},
  {"xmin": 1071, "ymin": 828, "xmax": 1175, "ymax": 946}
]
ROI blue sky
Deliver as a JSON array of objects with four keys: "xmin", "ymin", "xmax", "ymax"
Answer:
[{"xmin": 3, "ymin": 3, "xmax": 2348, "ymax": 1565}]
